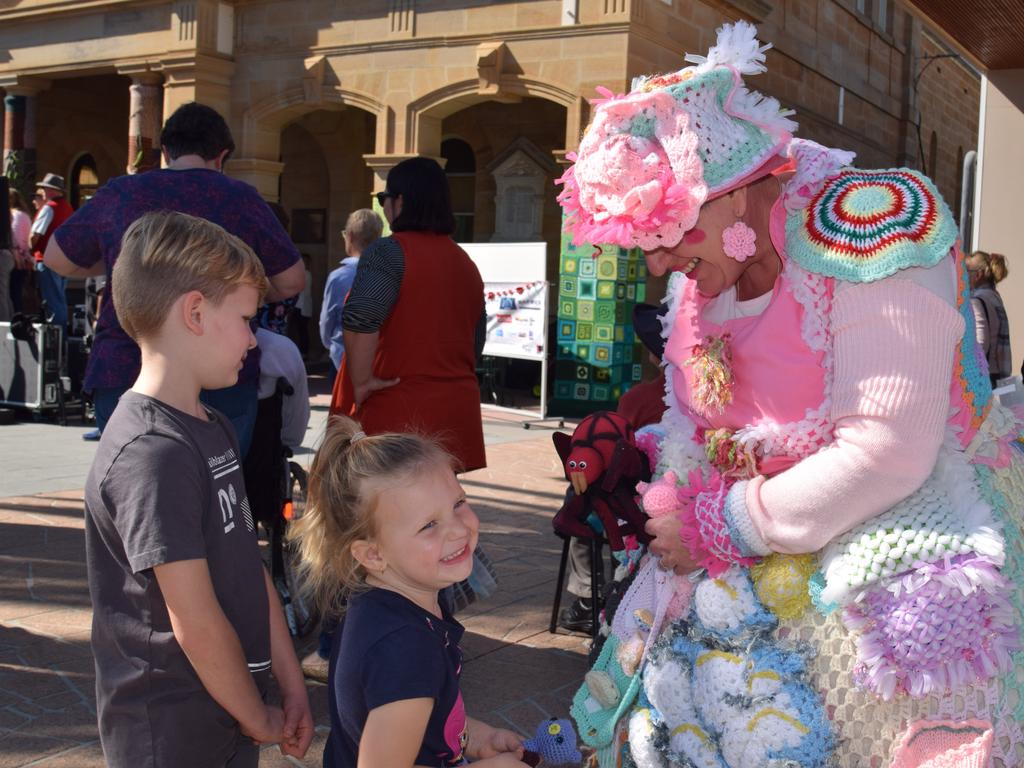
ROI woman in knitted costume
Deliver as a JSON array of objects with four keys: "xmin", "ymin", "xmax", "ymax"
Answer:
[{"xmin": 558, "ymin": 22, "xmax": 1024, "ymax": 768}]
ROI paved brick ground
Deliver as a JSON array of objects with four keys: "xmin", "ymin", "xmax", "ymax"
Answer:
[{"xmin": 0, "ymin": 393, "xmax": 590, "ymax": 766}]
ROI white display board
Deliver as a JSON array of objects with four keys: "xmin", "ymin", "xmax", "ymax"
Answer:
[{"xmin": 461, "ymin": 242, "xmax": 549, "ymax": 417}]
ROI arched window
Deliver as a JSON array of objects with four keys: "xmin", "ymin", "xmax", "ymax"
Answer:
[
  {"xmin": 442, "ymin": 138, "xmax": 475, "ymax": 242},
  {"xmin": 70, "ymin": 154, "xmax": 99, "ymax": 209}
]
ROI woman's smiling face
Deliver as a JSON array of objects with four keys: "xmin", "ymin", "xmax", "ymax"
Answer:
[{"xmin": 643, "ymin": 193, "xmax": 751, "ymax": 298}]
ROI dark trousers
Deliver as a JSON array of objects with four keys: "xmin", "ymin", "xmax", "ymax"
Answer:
[{"xmin": 567, "ymin": 536, "xmax": 606, "ymax": 600}]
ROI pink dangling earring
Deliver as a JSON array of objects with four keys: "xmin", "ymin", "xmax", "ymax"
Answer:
[{"xmin": 722, "ymin": 221, "xmax": 757, "ymax": 262}]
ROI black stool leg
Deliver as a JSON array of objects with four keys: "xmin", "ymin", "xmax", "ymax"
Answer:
[
  {"xmin": 590, "ymin": 536, "xmax": 603, "ymax": 637},
  {"xmin": 549, "ymin": 536, "xmax": 571, "ymax": 633}
]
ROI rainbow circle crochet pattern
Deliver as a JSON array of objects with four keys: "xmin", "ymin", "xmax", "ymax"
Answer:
[{"xmin": 785, "ymin": 168, "xmax": 958, "ymax": 283}]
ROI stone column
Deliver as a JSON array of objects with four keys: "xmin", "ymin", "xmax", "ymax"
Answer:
[
  {"xmin": 2, "ymin": 85, "xmax": 42, "ymax": 200},
  {"xmin": 225, "ymin": 158, "xmax": 285, "ymax": 201},
  {"xmin": 127, "ymin": 74, "xmax": 164, "ymax": 173},
  {"xmin": 159, "ymin": 53, "xmax": 235, "ymax": 122}
]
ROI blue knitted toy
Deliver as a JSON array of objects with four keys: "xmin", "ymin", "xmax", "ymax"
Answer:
[{"xmin": 522, "ymin": 718, "xmax": 582, "ymax": 766}]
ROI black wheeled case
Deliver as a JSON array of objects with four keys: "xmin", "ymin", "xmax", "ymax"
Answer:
[{"xmin": 0, "ymin": 321, "xmax": 64, "ymax": 412}]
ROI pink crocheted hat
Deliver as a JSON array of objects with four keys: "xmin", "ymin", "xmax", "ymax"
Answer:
[{"xmin": 558, "ymin": 21, "xmax": 796, "ymax": 250}]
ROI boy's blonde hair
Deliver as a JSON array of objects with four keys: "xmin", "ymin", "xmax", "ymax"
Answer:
[
  {"xmin": 343, "ymin": 208, "xmax": 383, "ymax": 251},
  {"xmin": 112, "ymin": 210, "xmax": 269, "ymax": 341},
  {"xmin": 288, "ymin": 415, "xmax": 454, "ymax": 617}
]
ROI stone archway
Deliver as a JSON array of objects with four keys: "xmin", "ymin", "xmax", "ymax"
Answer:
[
  {"xmin": 233, "ymin": 85, "xmax": 386, "ymax": 200},
  {"xmin": 405, "ymin": 76, "xmax": 582, "ymax": 158}
]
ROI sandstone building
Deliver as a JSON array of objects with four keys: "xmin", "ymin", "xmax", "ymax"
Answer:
[{"xmin": 1, "ymin": 0, "xmax": 988, "ymax": 389}]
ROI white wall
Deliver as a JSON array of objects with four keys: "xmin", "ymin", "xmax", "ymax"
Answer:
[{"xmin": 976, "ymin": 69, "xmax": 1024, "ymax": 373}]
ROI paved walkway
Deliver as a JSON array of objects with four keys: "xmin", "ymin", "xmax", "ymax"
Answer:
[{"xmin": 0, "ymin": 382, "xmax": 589, "ymax": 766}]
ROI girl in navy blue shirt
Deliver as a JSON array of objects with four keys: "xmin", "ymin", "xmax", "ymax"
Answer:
[{"xmin": 290, "ymin": 416, "xmax": 527, "ymax": 767}]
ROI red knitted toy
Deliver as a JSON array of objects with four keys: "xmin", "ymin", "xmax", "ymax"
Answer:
[{"xmin": 552, "ymin": 411, "xmax": 651, "ymax": 551}]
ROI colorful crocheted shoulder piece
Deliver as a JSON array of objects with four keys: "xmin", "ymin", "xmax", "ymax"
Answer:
[
  {"xmin": 953, "ymin": 248, "xmax": 993, "ymax": 435},
  {"xmin": 785, "ymin": 168, "xmax": 959, "ymax": 283}
]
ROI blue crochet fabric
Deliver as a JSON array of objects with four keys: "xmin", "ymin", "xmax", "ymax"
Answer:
[
  {"xmin": 522, "ymin": 718, "xmax": 582, "ymax": 766},
  {"xmin": 571, "ymin": 634, "xmax": 643, "ymax": 748},
  {"xmin": 807, "ymin": 570, "xmax": 838, "ymax": 616},
  {"xmin": 636, "ymin": 571, "xmax": 835, "ymax": 767}
]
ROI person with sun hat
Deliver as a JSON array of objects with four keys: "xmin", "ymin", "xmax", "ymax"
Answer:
[{"xmin": 558, "ymin": 20, "xmax": 1024, "ymax": 768}]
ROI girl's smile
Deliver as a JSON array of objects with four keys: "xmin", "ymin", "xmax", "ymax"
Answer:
[
  {"xmin": 358, "ymin": 463, "xmax": 479, "ymax": 615},
  {"xmin": 440, "ymin": 544, "xmax": 471, "ymax": 565}
]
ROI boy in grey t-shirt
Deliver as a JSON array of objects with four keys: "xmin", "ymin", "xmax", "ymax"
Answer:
[{"xmin": 83, "ymin": 211, "xmax": 313, "ymax": 767}]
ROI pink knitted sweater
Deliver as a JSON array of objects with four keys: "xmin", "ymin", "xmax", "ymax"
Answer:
[{"xmin": 744, "ymin": 277, "xmax": 965, "ymax": 554}]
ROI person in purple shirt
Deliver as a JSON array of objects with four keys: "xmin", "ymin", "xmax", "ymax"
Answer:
[{"xmin": 44, "ymin": 103, "xmax": 305, "ymax": 455}]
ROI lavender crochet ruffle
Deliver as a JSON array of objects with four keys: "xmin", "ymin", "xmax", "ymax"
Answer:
[{"xmin": 844, "ymin": 554, "xmax": 1019, "ymax": 700}]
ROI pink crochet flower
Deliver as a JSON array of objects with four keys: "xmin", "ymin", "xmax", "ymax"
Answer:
[
  {"xmin": 557, "ymin": 89, "xmax": 708, "ymax": 250},
  {"xmin": 722, "ymin": 221, "xmax": 757, "ymax": 262}
]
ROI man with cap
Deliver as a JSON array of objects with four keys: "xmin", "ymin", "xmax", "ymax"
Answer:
[{"xmin": 30, "ymin": 173, "xmax": 74, "ymax": 328}]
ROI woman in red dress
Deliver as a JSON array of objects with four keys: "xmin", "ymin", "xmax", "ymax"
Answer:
[{"xmin": 330, "ymin": 157, "xmax": 486, "ymax": 471}]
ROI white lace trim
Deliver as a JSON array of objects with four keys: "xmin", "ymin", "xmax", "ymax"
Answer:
[
  {"xmin": 660, "ymin": 271, "xmax": 685, "ymax": 343},
  {"xmin": 781, "ymin": 139, "xmax": 857, "ymax": 212},
  {"xmin": 655, "ymin": 272, "xmax": 710, "ymax": 480},
  {"xmin": 655, "ymin": 384, "xmax": 710, "ymax": 480}
]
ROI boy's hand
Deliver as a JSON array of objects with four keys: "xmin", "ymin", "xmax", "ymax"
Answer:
[
  {"xmin": 241, "ymin": 705, "xmax": 286, "ymax": 744},
  {"xmin": 278, "ymin": 688, "xmax": 315, "ymax": 758}
]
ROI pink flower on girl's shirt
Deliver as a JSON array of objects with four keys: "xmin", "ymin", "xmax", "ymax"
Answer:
[{"xmin": 442, "ymin": 692, "xmax": 468, "ymax": 763}]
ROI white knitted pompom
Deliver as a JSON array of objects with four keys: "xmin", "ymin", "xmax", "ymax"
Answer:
[{"xmin": 685, "ymin": 20, "xmax": 771, "ymax": 76}]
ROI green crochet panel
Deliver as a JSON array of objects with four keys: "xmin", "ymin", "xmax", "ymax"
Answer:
[
  {"xmin": 784, "ymin": 168, "xmax": 959, "ymax": 283},
  {"xmin": 571, "ymin": 634, "xmax": 643, "ymax": 749},
  {"xmin": 664, "ymin": 68, "xmax": 779, "ymax": 192}
]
